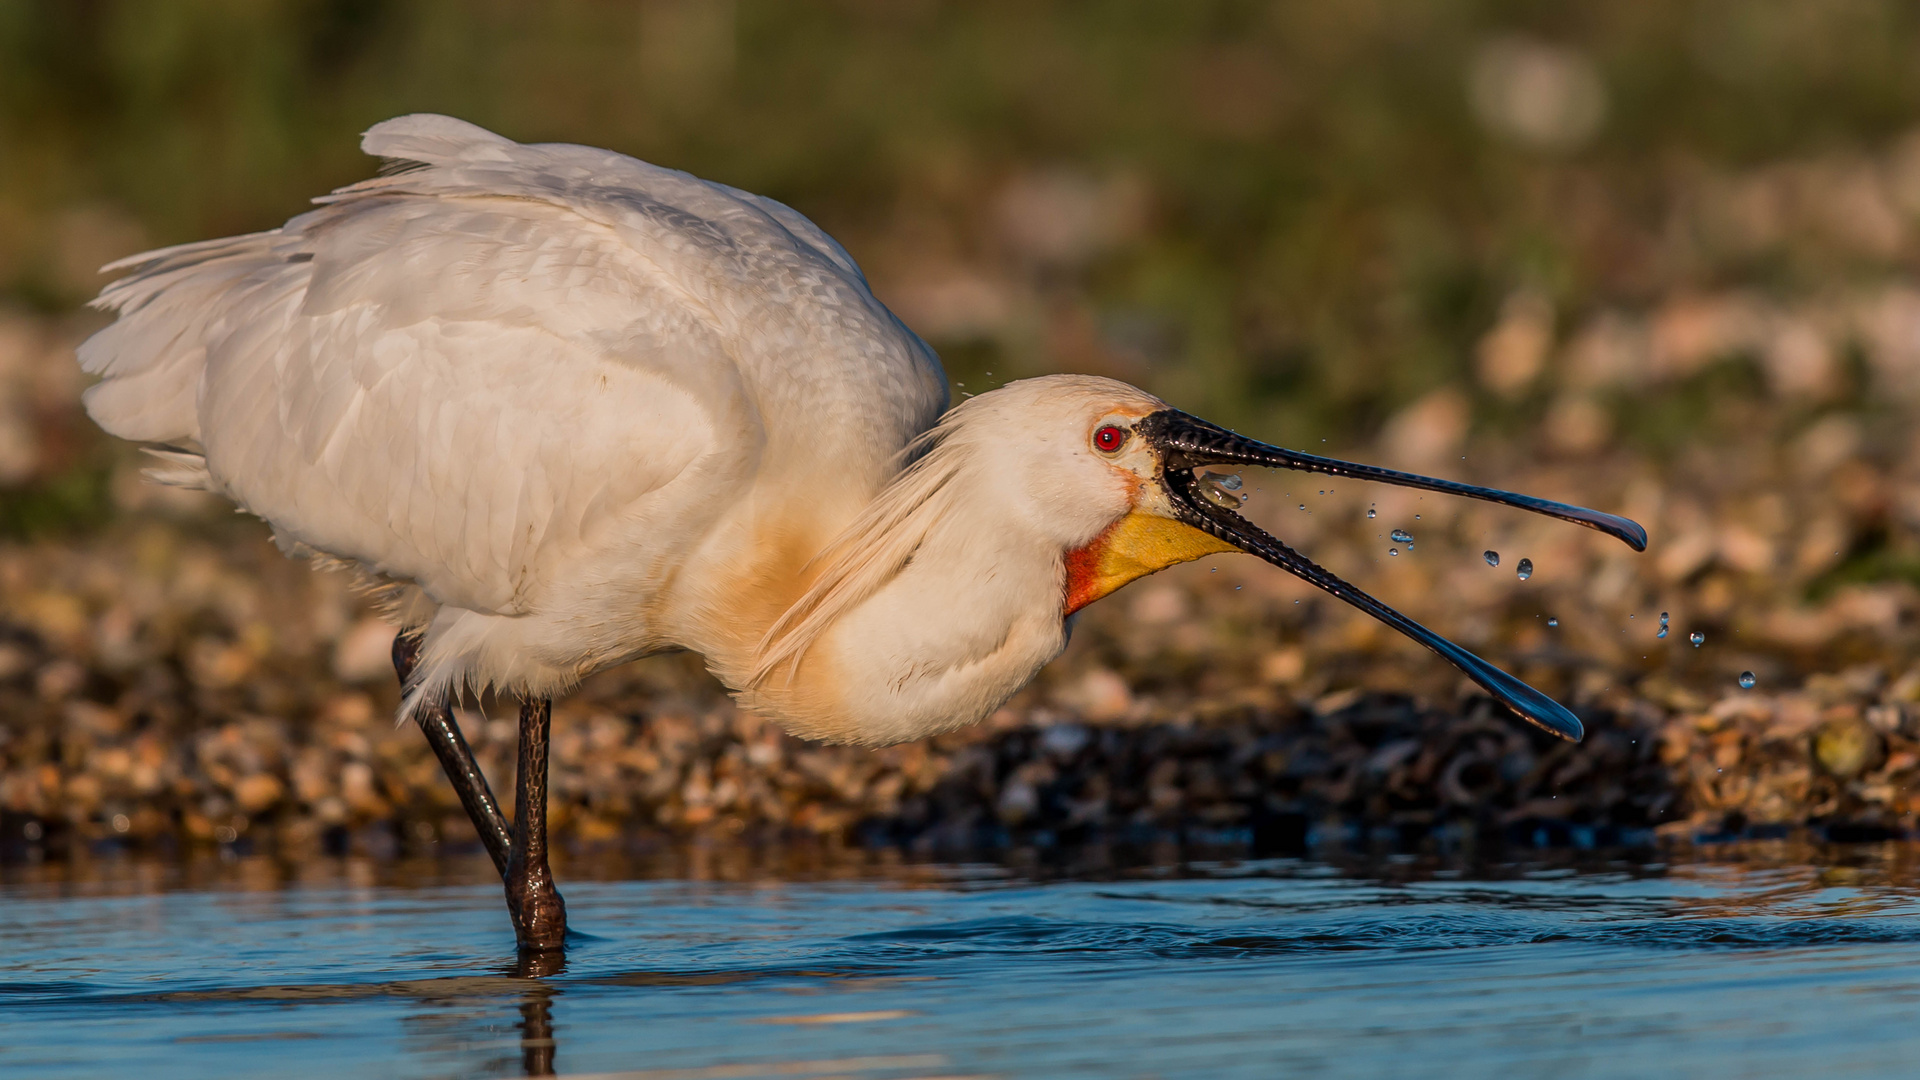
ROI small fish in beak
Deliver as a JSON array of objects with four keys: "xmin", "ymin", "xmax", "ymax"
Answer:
[{"xmin": 1134, "ymin": 409, "xmax": 1648, "ymax": 742}]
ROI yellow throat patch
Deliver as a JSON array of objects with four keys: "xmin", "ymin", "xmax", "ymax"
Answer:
[{"xmin": 1063, "ymin": 511, "xmax": 1238, "ymax": 615}]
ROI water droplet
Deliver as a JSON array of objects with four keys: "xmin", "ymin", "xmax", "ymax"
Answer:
[
  {"xmin": 1367, "ymin": 508, "xmax": 1377, "ymax": 519},
  {"xmin": 1390, "ymin": 529, "xmax": 1413, "ymax": 544},
  {"xmin": 1659, "ymin": 611, "xmax": 1669, "ymax": 624},
  {"xmin": 1388, "ymin": 548, "xmax": 1400, "ymax": 556},
  {"xmin": 1196, "ymin": 470, "xmax": 1247, "ymax": 511},
  {"xmin": 1483, "ymin": 550, "xmax": 1500, "ymax": 567},
  {"xmin": 1414, "ymin": 514, "xmax": 1421, "ymax": 520},
  {"xmin": 1298, "ymin": 503, "xmax": 1307, "ymax": 511},
  {"xmin": 1656, "ymin": 627, "xmax": 1668, "ymax": 638},
  {"xmin": 1739, "ymin": 671, "xmax": 1756, "ymax": 690},
  {"xmin": 1516, "ymin": 558, "xmax": 1533, "ymax": 581},
  {"xmin": 1690, "ymin": 632, "xmax": 1705, "ymax": 647},
  {"xmin": 1547, "ymin": 617, "xmax": 1558, "ymax": 627}
]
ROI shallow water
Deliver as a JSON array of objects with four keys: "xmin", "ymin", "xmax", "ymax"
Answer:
[{"xmin": 6, "ymin": 852, "xmax": 1920, "ymax": 1078}]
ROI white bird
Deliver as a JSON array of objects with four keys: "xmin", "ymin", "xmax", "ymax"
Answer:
[{"xmin": 77, "ymin": 115, "xmax": 1645, "ymax": 954}]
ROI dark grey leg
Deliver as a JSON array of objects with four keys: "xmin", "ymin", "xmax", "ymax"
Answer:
[
  {"xmin": 392, "ymin": 631, "xmax": 512, "ymax": 876},
  {"xmin": 506, "ymin": 697, "xmax": 567, "ymax": 952},
  {"xmin": 393, "ymin": 631, "xmax": 566, "ymax": 951}
]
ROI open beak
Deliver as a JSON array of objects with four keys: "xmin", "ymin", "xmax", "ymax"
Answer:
[{"xmin": 1135, "ymin": 409, "xmax": 1648, "ymax": 742}]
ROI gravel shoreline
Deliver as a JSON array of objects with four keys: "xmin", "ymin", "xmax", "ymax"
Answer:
[
  {"xmin": 7, "ymin": 259, "xmax": 1920, "ymax": 859},
  {"xmin": 4, "ymin": 522, "xmax": 1917, "ymax": 861}
]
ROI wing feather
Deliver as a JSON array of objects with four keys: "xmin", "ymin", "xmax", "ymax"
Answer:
[{"xmin": 79, "ymin": 113, "xmax": 945, "ymax": 639}]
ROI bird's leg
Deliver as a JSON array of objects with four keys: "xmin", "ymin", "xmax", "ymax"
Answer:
[
  {"xmin": 392, "ymin": 631, "xmax": 513, "ymax": 875},
  {"xmin": 506, "ymin": 696, "xmax": 568, "ymax": 953}
]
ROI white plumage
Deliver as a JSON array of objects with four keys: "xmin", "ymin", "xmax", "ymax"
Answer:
[
  {"xmin": 81, "ymin": 114, "xmax": 1645, "ymax": 756},
  {"xmin": 79, "ymin": 115, "xmax": 1647, "ymax": 952},
  {"xmin": 78, "ymin": 114, "xmax": 1147, "ymax": 744}
]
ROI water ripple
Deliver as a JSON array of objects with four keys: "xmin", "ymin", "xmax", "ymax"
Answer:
[{"xmin": 5, "ymin": 861, "xmax": 1920, "ymax": 1078}]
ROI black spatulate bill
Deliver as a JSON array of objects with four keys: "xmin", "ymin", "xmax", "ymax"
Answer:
[
  {"xmin": 1139, "ymin": 410, "xmax": 1647, "ymax": 553},
  {"xmin": 1139, "ymin": 409, "xmax": 1650, "ymax": 742}
]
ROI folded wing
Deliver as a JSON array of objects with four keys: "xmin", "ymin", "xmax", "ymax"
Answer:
[{"xmin": 78, "ymin": 115, "xmax": 940, "ymax": 617}]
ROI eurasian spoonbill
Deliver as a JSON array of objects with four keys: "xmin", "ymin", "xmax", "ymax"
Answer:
[{"xmin": 77, "ymin": 115, "xmax": 1646, "ymax": 954}]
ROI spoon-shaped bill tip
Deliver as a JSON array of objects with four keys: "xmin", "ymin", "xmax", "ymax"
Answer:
[
  {"xmin": 1141, "ymin": 410, "xmax": 1616, "ymax": 741},
  {"xmin": 1198, "ymin": 504, "xmax": 1584, "ymax": 741}
]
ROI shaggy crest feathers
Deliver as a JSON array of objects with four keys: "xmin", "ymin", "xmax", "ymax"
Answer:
[
  {"xmin": 748, "ymin": 373, "xmax": 1167, "ymax": 692},
  {"xmin": 747, "ymin": 417, "xmax": 962, "ymax": 686}
]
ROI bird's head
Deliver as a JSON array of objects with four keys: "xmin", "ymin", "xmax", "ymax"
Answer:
[{"xmin": 974, "ymin": 375, "xmax": 1648, "ymax": 742}]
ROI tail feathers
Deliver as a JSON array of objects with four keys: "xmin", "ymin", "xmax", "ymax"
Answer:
[
  {"xmin": 79, "ymin": 229, "xmax": 296, "ymax": 445},
  {"xmin": 139, "ymin": 445, "xmax": 212, "ymax": 489}
]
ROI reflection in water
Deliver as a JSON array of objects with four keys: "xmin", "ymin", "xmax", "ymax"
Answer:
[
  {"xmin": 0, "ymin": 834, "xmax": 1218, "ymax": 898},
  {"xmin": 8, "ymin": 842, "xmax": 1920, "ymax": 1078},
  {"xmin": 512, "ymin": 949, "xmax": 565, "ymax": 1076},
  {"xmin": 517, "ymin": 983, "xmax": 556, "ymax": 1077}
]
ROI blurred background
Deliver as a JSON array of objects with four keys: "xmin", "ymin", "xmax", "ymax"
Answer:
[{"xmin": 5, "ymin": 0, "xmax": 1920, "ymax": 855}]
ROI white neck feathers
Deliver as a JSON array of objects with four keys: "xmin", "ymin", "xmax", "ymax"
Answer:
[{"xmin": 737, "ymin": 416, "xmax": 1086, "ymax": 744}]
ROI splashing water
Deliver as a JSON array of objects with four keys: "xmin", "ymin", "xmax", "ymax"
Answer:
[
  {"xmin": 1197, "ymin": 471, "xmax": 1246, "ymax": 511},
  {"xmin": 1390, "ymin": 529, "xmax": 1413, "ymax": 544},
  {"xmin": 1690, "ymin": 632, "xmax": 1705, "ymax": 648},
  {"xmin": 1483, "ymin": 550, "xmax": 1499, "ymax": 567},
  {"xmin": 1516, "ymin": 558, "xmax": 1533, "ymax": 581},
  {"xmin": 1739, "ymin": 671, "xmax": 1756, "ymax": 690}
]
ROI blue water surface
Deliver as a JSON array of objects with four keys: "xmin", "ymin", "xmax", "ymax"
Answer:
[{"xmin": 4, "ymin": 852, "xmax": 1920, "ymax": 1078}]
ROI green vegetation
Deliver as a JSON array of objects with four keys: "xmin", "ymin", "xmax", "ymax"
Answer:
[{"xmin": 8, "ymin": 1, "xmax": 1920, "ymax": 436}]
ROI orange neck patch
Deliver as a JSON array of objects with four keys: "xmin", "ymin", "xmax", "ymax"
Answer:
[{"xmin": 1063, "ymin": 526, "xmax": 1116, "ymax": 616}]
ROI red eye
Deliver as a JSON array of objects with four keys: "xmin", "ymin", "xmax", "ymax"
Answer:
[{"xmin": 1094, "ymin": 424, "xmax": 1126, "ymax": 452}]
